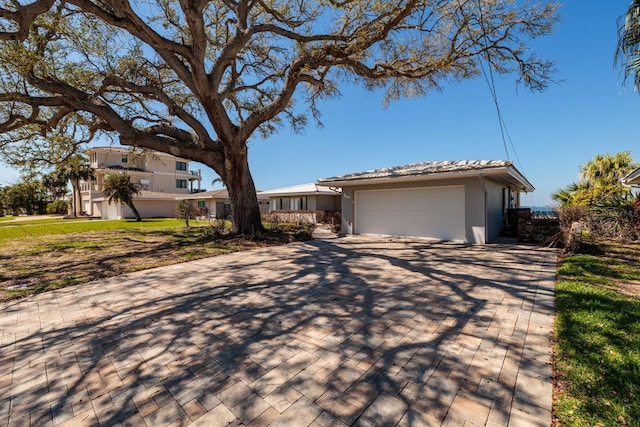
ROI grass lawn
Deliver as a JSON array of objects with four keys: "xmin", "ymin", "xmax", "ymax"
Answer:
[
  {"xmin": 0, "ymin": 217, "xmax": 311, "ymax": 302},
  {"xmin": 554, "ymin": 239, "xmax": 640, "ymax": 426},
  {"xmin": 0, "ymin": 217, "xmax": 206, "ymax": 240}
]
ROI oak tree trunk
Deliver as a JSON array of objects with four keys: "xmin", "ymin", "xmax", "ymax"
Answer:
[{"xmin": 224, "ymin": 150, "xmax": 264, "ymax": 234}]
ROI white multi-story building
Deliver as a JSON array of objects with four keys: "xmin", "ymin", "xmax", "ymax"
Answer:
[{"xmin": 80, "ymin": 146, "xmax": 202, "ymax": 219}]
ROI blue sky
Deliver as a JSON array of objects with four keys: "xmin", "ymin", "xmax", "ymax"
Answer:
[{"xmin": 1, "ymin": 1, "xmax": 639, "ymax": 207}]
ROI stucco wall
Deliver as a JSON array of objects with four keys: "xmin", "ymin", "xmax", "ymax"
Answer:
[
  {"xmin": 339, "ymin": 177, "xmax": 491, "ymax": 244},
  {"xmin": 152, "ymin": 173, "xmax": 191, "ymax": 194},
  {"xmin": 95, "ymin": 151, "xmax": 131, "ymax": 168},
  {"xmin": 123, "ymin": 200, "xmax": 178, "ymax": 218},
  {"xmin": 146, "ymin": 157, "xmax": 174, "ymax": 173},
  {"xmin": 92, "ymin": 202, "xmax": 102, "ymax": 218},
  {"xmin": 258, "ymin": 199, "xmax": 269, "ymax": 214},
  {"xmin": 316, "ymin": 195, "xmax": 341, "ymax": 211}
]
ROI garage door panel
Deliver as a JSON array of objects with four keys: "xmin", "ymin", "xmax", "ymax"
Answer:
[
  {"xmin": 104, "ymin": 202, "xmax": 120, "ymax": 219},
  {"xmin": 355, "ymin": 186, "xmax": 465, "ymax": 241}
]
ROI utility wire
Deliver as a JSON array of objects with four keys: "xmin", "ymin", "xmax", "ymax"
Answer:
[
  {"xmin": 472, "ymin": 0, "xmax": 526, "ymax": 175},
  {"xmin": 478, "ymin": 59, "xmax": 525, "ymax": 175},
  {"xmin": 479, "ymin": 59, "xmax": 511, "ymax": 160}
]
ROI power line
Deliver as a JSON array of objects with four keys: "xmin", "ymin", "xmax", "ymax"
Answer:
[
  {"xmin": 478, "ymin": 55, "xmax": 525, "ymax": 175},
  {"xmin": 472, "ymin": 0, "xmax": 525, "ymax": 175},
  {"xmin": 479, "ymin": 60, "xmax": 509, "ymax": 158}
]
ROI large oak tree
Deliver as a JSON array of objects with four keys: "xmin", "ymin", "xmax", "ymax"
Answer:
[{"xmin": 0, "ymin": 0, "xmax": 558, "ymax": 233}]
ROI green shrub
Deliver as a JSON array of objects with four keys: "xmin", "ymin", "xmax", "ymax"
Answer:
[
  {"xmin": 205, "ymin": 218, "xmax": 229, "ymax": 236},
  {"xmin": 46, "ymin": 200, "xmax": 68, "ymax": 214}
]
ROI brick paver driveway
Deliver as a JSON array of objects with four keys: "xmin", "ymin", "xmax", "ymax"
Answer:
[{"xmin": 1, "ymin": 237, "xmax": 557, "ymax": 427}]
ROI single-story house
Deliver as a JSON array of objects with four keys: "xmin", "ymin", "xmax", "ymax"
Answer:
[
  {"xmin": 622, "ymin": 167, "xmax": 640, "ymax": 187},
  {"xmin": 317, "ymin": 160, "xmax": 534, "ymax": 245},
  {"xmin": 97, "ymin": 188, "xmax": 269, "ymax": 220},
  {"xmin": 177, "ymin": 189, "xmax": 269, "ymax": 218},
  {"xmin": 95, "ymin": 190, "xmax": 185, "ymax": 219},
  {"xmin": 259, "ymin": 183, "xmax": 341, "ymax": 212}
]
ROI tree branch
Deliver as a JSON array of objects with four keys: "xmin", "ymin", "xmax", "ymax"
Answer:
[
  {"xmin": 0, "ymin": 0, "xmax": 56, "ymax": 41},
  {"xmin": 101, "ymin": 76, "xmax": 213, "ymax": 148}
]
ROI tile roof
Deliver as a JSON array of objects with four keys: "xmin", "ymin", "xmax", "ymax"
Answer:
[
  {"xmin": 176, "ymin": 189, "xmax": 269, "ymax": 200},
  {"xmin": 259, "ymin": 183, "xmax": 341, "ymax": 196},
  {"xmin": 318, "ymin": 160, "xmax": 513, "ymax": 183},
  {"xmin": 86, "ymin": 146, "xmax": 190, "ymax": 161},
  {"xmin": 623, "ymin": 167, "xmax": 640, "ymax": 185},
  {"xmin": 176, "ymin": 189, "xmax": 230, "ymax": 200}
]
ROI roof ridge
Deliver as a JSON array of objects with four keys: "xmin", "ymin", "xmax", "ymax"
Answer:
[{"xmin": 319, "ymin": 160, "xmax": 511, "ymax": 182}]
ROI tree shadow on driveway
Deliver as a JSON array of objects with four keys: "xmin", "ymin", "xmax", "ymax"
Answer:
[{"xmin": 0, "ymin": 237, "xmax": 557, "ymax": 426}]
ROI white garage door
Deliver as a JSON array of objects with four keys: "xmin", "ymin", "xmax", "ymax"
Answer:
[
  {"xmin": 355, "ymin": 186, "xmax": 465, "ymax": 241},
  {"xmin": 103, "ymin": 202, "xmax": 121, "ymax": 220}
]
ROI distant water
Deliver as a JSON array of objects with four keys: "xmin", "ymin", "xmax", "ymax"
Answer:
[
  {"xmin": 522, "ymin": 206, "xmax": 559, "ymax": 217},
  {"xmin": 524, "ymin": 206, "xmax": 556, "ymax": 213}
]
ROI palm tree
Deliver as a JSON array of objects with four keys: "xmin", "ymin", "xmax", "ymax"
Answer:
[
  {"xmin": 616, "ymin": 0, "xmax": 640, "ymax": 92},
  {"xmin": 58, "ymin": 156, "xmax": 95, "ymax": 216},
  {"xmin": 42, "ymin": 171, "xmax": 69, "ymax": 202},
  {"xmin": 552, "ymin": 182, "xmax": 583, "ymax": 207},
  {"xmin": 579, "ymin": 151, "xmax": 637, "ymax": 186},
  {"xmin": 211, "ymin": 177, "xmax": 226, "ymax": 187},
  {"xmin": 102, "ymin": 172, "xmax": 142, "ymax": 221},
  {"xmin": 560, "ymin": 151, "xmax": 639, "ymax": 207}
]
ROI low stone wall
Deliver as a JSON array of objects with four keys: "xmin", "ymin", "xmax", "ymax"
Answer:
[
  {"xmin": 518, "ymin": 217, "xmax": 560, "ymax": 244},
  {"xmin": 514, "ymin": 209, "xmax": 560, "ymax": 244},
  {"xmin": 266, "ymin": 210, "xmax": 324, "ymax": 224},
  {"xmin": 504, "ymin": 208, "xmax": 531, "ymax": 237}
]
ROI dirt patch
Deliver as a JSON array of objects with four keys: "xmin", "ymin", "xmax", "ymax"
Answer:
[
  {"xmin": 559, "ymin": 238, "xmax": 640, "ymax": 300},
  {"xmin": 598, "ymin": 240, "xmax": 640, "ymax": 299},
  {"xmin": 0, "ymin": 226, "xmax": 309, "ymax": 302},
  {"xmin": 611, "ymin": 279, "xmax": 640, "ymax": 299}
]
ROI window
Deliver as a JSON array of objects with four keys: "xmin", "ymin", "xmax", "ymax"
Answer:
[
  {"xmin": 121, "ymin": 154, "xmax": 128, "ymax": 163},
  {"xmin": 290, "ymin": 197, "xmax": 307, "ymax": 210},
  {"xmin": 197, "ymin": 200, "xmax": 206, "ymax": 208},
  {"xmin": 176, "ymin": 161, "xmax": 187, "ymax": 171},
  {"xmin": 299, "ymin": 197, "xmax": 307, "ymax": 210},
  {"xmin": 176, "ymin": 179, "xmax": 188, "ymax": 189}
]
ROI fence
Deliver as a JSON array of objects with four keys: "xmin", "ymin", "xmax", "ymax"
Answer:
[{"xmin": 264, "ymin": 210, "xmax": 340, "ymax": 224}]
